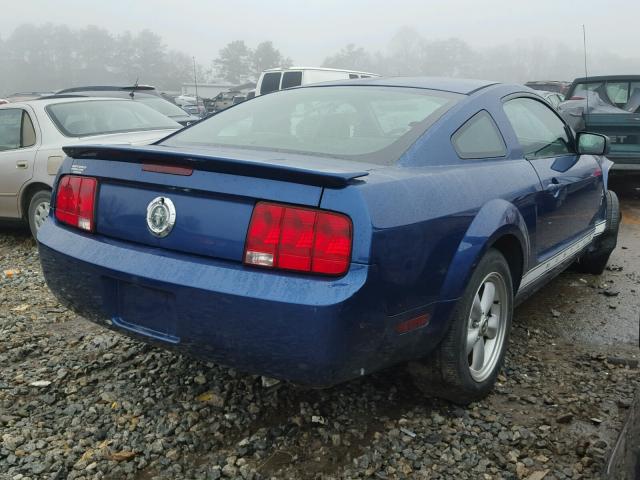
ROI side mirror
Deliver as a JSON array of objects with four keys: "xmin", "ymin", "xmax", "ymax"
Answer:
[{"xmin": 577, "ymin": 132, "xmax": 609, "ymax": 156}]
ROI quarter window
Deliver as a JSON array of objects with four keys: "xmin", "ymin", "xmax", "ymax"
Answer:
[
  {"xmin": 503, "ymin": 98, "xmax": 572, "ymax": 160},
  {"xmin": 21, "ymin": 111, "xmax": 36, "ymax": 147},
  {"xmin": 452, "ymin": 111, "xmax": 506, "ymax": 159}
]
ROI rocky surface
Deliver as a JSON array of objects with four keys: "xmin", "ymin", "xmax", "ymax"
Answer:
[{"xmin": 0, "ymin": 184, "xmax": 638, "ymax": 480}]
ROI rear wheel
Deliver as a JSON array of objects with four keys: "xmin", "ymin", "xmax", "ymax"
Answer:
[
  {"xmin": 577, "ymin": 190, "xmax": 620, "ymax": 275},
  {"xmin": 27, "ymin": 190, "xmax": 51, "ymax": 239},
  {"xmin": 409, "ymin": 249, "xmax": 513, "ymax": 404}
]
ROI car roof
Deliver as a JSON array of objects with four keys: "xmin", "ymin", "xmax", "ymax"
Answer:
[
  {"xmin": 0, "ymin": 96, "xmax": 125, "ymax": 108},
  {"xmin": 303, "ymin": 76, "xmax": 498, "ymax": 95},
  {"xmin": 571, "ymin": 75, "xmax": 640, "ymax": 83},
  {"xmin": 263, "ymin": 66, "xmax": 379, "ymax": 76},
  {"xmin": 525, "ymin": 80, "xmax": 568, "ymax": 85},
  {"xmin": 57, "ymin": 85, "xmax": 156, "ymax": 93}
]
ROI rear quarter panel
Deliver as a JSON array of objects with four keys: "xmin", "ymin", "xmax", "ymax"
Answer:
[{"xmin": 321, "ymin": 84, "xmax": 540, "ymax": 331}]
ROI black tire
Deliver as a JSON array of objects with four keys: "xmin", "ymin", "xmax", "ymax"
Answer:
[
  {"xmin": 577, "ymin": 190, "xmax": 620, "ymax": 275},
  {"xmin": 409, "ymin": 248, "xmax": 514, "ymax": 405},
  {"xmin": 27, "ymin": 190, "xmax": 52, "ymax": 239}
]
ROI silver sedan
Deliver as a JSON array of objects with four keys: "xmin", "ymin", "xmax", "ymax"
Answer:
[{"xmin": 0, "ymin": 97, "xmax": 181, "ymax": 237}]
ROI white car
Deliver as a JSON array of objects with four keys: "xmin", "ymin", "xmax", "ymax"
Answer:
[
  {"xmin": 255, "ymin": 67, "xmax": 380, "ymax": 96},
  {"xmin": 0, "ymin": 97, "xmax": 181, "ymax": 237},
  {"xmin": 534, "ymin": 90, "xmax": 565, "ymax": 110}
]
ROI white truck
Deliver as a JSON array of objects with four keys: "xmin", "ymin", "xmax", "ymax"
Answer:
[{"xmin": 255, "ymin": 67, "xmax": 380, "ymax": 97}]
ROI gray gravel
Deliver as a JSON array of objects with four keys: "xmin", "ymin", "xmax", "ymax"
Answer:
[{"xmin": 0, "ymin": 222, "xmax": 638, "ymax": 480}]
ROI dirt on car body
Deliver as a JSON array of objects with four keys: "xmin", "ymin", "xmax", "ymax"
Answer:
[{"xmin": 0, "ymin": 178, "xmax": 638, "ymax": 480}]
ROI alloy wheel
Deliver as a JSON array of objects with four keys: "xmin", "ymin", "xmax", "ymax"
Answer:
[
  {"xmin": 33, "ymin": 201, "xmax": 50, "ymax": 231},
  {"xmin": 466, "ymin": 272, "xmax": 508, "ymax": 382}
]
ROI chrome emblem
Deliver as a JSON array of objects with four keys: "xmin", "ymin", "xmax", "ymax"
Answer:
[{"xmin": 146, "ymin": 197, "xmax": 176, "ymax": 238}]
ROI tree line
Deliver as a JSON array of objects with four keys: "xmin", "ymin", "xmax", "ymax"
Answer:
[
  {"xmin": 0, "ymin": 24, "xmax": 293, "ymax": 96},
  {"xmin": 321, "ymin": 27, "xmax": 640, "ymax": 83},
  {"xmin": 0, "ymin": 24, "xmax": 195, "ymax": 95},
  {"xmin": 2, "ymin": 24, "xmax": 639, "ymax": 97}
]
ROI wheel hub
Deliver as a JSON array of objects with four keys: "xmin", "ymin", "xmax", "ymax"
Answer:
[{"xmin": 34, "ymin": 201, "xmax": 50, "ymax": 230}]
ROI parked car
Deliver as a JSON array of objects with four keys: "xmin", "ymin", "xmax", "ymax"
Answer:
[
  {"xmin": 0, "ymin": 97, "xmax": 181, "ymax": 236},
  {"xmin": 181, "ymin": 102, "xmax": 206, "ymax": 117},
  {"xmin": 559, "ymin": 75, "xmax": 640, "ymax": 172},
  {"xmin": 524, "ymin": 81, "xmax": 570, "ymax": 95},
  {"xmin": 210, "ymin": 90, "xmax": 243, "ymax": 112},
  {"xmin": 37, "ymin": 78, "xmax": 618, "ymax": 404},
  {"xmin": 56, "ymin": 85, "xmax": 200, "ymax": 126},
  {"xmin": 255, "ymin": 66, "xmax": 380, "ymax": 96},
  {"xmin": 534, "ymin": 90, "xmax": 564, "ymax": 110}
]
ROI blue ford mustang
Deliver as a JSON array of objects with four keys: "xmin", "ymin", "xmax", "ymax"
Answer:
[{"xmin": 37, "ymin": 78, "xmax": 619, "ymax": 404}]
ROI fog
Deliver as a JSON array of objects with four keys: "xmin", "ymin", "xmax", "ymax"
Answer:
[{"xmin": 2, "ymin": 0, "xmax": 639, "ymax": 95}]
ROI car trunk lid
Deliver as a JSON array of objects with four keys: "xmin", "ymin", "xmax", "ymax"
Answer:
[{"xmin": 62, "ymin": 144, "xmax": 369, "ymax": 263}]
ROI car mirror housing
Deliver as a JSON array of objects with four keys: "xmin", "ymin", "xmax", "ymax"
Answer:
[{"xmin": 577, "ymin": 132, "xmax": 610, "ymax": 156}]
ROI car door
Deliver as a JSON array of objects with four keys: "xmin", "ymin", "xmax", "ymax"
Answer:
[
  {"xmin": 502, "ymin": 96, "xmax": 603, "ymax": 260},
  {"xmin": 0, "ymin": 108, "xmax": 38, "ymax": 219}
]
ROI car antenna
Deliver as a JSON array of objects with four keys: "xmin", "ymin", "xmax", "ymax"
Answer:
[
  {"xmin": 130, "ymin": 77, "xmax": 139, "ymax": 99},
  {"xmin": 582, "ymin": 25, "xmax": 590, "ymax": 119}
]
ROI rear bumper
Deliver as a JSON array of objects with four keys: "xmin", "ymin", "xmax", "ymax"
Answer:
[{"xmin": 37, "ymin": 220, "xmax": 453, "ymax": 386}]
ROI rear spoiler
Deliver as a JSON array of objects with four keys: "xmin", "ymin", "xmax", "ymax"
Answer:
[{"xmin": 62, "ymin": 145, "xmax": 369, "ymax": 188}]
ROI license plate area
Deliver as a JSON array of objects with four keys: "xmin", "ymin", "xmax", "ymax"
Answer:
[{"xmin": 112, "ymin": 281, "xmax": 179, "ymax": 344}]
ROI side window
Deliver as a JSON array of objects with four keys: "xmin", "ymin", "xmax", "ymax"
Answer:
[
  {"xmin": 21, "ymin": 111, "xmax": 36, "ymax": 147},
  {"xmin": 348, "ymin": 74, "xmax": 359, "ymax": 79},
  {"xmin": 503, "ymin": 98, "xmax": 572, "ymax": 160},
  {"xmin": 452, "ymin": 110, "xmax": 507, "ymax": 159},
  {"xmin": 260, "ymin": 72, "xmax": 282, "ymax": 95},
  {"xmin": 0, "ymin": 109, "xmax": 23, "ymax": 151},
  {"xmin": 281, "ymin": 71, "xmax": 302, "ymax": 89},
  {"xmin": 605, "ymin": 82, "xmax": 629, "ymax": 106}
]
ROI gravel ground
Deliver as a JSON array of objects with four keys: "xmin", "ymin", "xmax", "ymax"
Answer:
[{"xmin": 1, "ymin": 185, "xmax": 638, "ymax": 480}]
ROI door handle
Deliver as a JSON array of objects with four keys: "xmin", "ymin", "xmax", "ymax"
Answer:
[{"xmin": 16, "ymin": 161, "xmax": 28, "ymax": 169}]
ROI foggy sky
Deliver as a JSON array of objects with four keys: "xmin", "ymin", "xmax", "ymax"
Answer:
[{"xmin": 3, "ymin": 0, "xmax": 638, "ymax": 69}]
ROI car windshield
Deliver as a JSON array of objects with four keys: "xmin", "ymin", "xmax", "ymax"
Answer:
[
  {"xmin": 46, "ymin": 100, "xmax": 180, "ymax": 137},
  {"xmin": 161, "ymin": 86, "xmax": 461, "ymax": 164},
  {"xmin": 136, "ymin": 96, "xmax": 189, "ymax": 117}
]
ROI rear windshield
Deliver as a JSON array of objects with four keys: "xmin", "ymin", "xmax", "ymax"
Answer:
[
  {"xmin": 47, "ymin": 100, "xmax": 180, "ymax": 137},
  {"xmin": 136, "ymin": 96, "xmax": 190, "ymax": 117},
  {"xmin": 570, "ymin": 80, "xmax": 640, "ymax": 110},
  {"xmin": 162, "ymin": 86, "xmax": 461, "ymax": 164}
]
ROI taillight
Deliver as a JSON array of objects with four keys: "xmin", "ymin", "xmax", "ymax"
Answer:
[
  {"xmin": 55, "ymin": 175, "xmax": 97, "ymax": 232},
  {"xmin": 569, "ymin": 96, "xmax": 585, "ymax": 100},
  {"xmin": 244, "ymin": 202, "xmax": 352, "ymax": 276}
]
